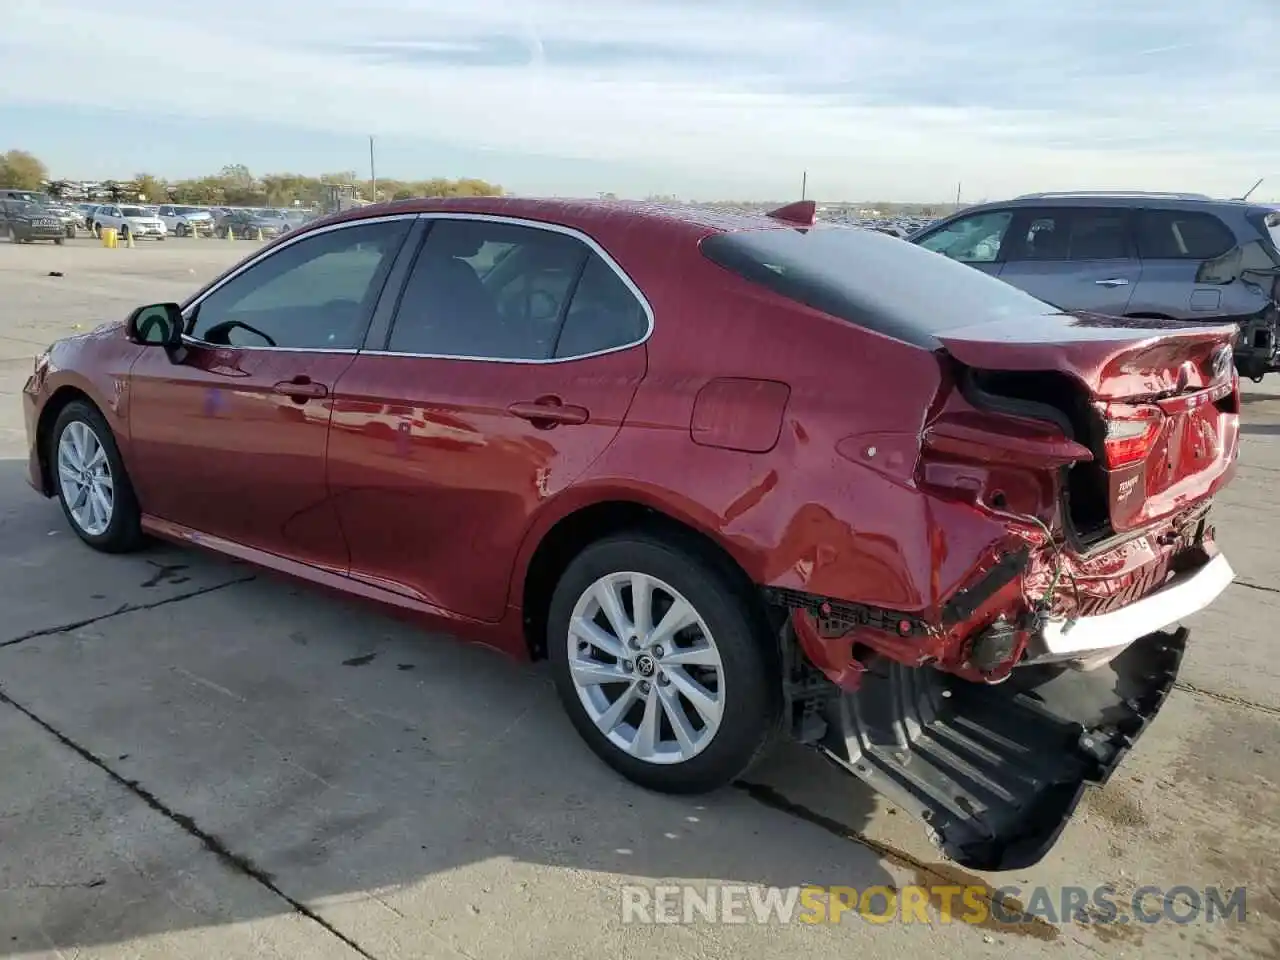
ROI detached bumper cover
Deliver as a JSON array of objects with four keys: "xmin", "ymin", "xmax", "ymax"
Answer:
[
  {"xmin": 819, "ymin": 627, "xmax": 1186, "ymax": 872},
  {"xmin": 1030, "ymin": 552, "xmax": 1233, "ymax": 664}
]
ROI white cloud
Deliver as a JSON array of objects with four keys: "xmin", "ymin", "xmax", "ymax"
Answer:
[{"xmin": 0, "ymin": 0, "xmax": 1277, "ymax": 198}]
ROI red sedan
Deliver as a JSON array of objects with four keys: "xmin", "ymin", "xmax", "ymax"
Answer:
[{"xmin": 21, "ymin": 196, "xmax": 1240, "ymax": 870}]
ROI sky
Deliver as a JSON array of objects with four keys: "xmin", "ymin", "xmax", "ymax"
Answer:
[{"xmin": 0, "ymin": 0, "xmax": 1277, "ymax": 202}]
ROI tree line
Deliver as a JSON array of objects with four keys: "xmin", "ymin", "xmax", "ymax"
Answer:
[{"xmin": 0, "ymin": 149, "xmax": 502, "ymax": 206}]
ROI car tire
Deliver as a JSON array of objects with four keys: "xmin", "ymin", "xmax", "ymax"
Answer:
[
  {"xmin": 54, "ymin": 238, "xmax": 65, "ymax": 246},
  {"xmin": 120, "ymin": 225, "xmax": 130, "ymax": 242},
  {"xmin": 49, "ymin": 400, "xmax": 145, "ymax": 553},
  {"xmin": 547, "ymin": 531, "xmax": 781, "ymax": 794}
]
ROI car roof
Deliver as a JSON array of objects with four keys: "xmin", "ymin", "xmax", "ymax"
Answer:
[
  {"xmin": 944, "ymin": 193, "xmax": 1272, "ymax": 218},
  {"xmin": 308, "ymin": 196, "xmax": 798, "ymax": 241}
]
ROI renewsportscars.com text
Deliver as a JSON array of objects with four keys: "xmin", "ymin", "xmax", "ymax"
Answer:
[{"xmin": 620, "ymin": 883, "xmax": 1248, "ymax": 926}]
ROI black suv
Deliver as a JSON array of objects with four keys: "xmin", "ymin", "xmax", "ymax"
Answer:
[{"xmin": 910, "ymin": 192, "xmax": 1280, "ymax": 380}]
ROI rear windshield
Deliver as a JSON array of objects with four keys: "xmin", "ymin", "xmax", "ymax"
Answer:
[
  {"xmin": 121, "ymin": 206, "xmax": 148, "ymax": 217},
  {"xmin": 699, "ymin": 226, "xmax": 1060, "ymax": 347}
]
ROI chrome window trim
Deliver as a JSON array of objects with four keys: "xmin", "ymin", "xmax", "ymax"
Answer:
[
  {"xmin": 178, "ymin": 210, "xmax": 655, "ymax": 362},
  {"xmin": 364, "ymin": 211, "xmax": 654, "ymax": 365},
  {"xmin": 180, "ymin": 213, "xmax": 420, "ymax": 352}
]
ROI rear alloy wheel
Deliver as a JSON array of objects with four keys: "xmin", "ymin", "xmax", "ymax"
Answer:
[
  {"xmin": 51, "ymin": 401, "xmax": 144, "ymax": 553},
  {"xmin": 548, "ymin": 533, "xmax": 780, "ymax": 793}
]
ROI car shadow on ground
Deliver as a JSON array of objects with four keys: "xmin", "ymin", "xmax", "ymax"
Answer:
[{"xmin": 0, "ymin": 459, "xmax": 899, "ymax": 953}]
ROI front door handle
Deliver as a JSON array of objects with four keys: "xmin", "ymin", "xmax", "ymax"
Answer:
[
  {"xmin": 508, "ymin": 397, "xmax": 589, "ymax": 427},
  {"xmin": 1094, "ymin": 278, "xmax": 1130, "ymax": 287},
  {"xmin": 273, "ymin": 377, "xmax": 328, "ymax": 402}
]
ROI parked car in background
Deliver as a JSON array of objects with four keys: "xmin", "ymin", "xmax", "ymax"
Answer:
[
  {"xmin": 157, "ymin": 204, "xmax": 214, "ymax": 236},
  {"xmin": 213, "ymin": 208, "xmax": 284, "ymax": 239},
  {"xmin": 93, "ymin": 204, "xmax": 167, "ymax": 241},
  {"xmin": 19, "ymin": 196, "xmax": 1241, "ymax": 871},
  {"xmin": 1, "ymin": 198, "xmax": 68, "ymax": 244},
  {"xmin": 911, "ymin": 191, "xmax": 1280, "ymax": 380},
  {"xmin": 82, "ymin": 205, "xmax": 103, "ymax": 234}
]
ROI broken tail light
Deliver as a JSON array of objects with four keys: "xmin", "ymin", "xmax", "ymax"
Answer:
[{"xmin": 1100, "ymin": 404, "xmax": 1162, "ymax": 468}]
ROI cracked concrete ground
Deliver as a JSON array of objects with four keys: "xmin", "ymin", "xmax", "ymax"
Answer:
[{"xmin": 1, "ymin": 240, "xmax": 1278, "ymax": 959}]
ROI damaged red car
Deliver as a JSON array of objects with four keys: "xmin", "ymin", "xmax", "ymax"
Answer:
[{"xmin": 22, "ymin": 197, "xmax": 1239, "ymax": 870}]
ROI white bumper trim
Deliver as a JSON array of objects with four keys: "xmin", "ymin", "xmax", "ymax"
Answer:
[{"xmin": 1031, "ymin": 553, "xmax": 1234, "ymax": 663}]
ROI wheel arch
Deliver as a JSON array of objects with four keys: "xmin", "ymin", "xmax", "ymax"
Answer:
[
  {"xmin": 514, "ymin": 489, "xmax": 768, "ymax": 661},
  {"xmin": 34, "ymin": 384, "xmax": 103, "ymax": 495}
]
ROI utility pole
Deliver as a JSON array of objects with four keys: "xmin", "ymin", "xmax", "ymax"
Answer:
[
  {"xmin": 801, "ymin": 170, "xmax": 808, "ymax": 201},
  {"xmin": 369, "ymin": 135, "xmax": 378, "ymax": 201},
  {"xmin": 954, "ymin": 181, "xmax": 962, "ymax": 211}
]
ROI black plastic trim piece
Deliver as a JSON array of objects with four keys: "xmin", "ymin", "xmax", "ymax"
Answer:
[{"xmin": 940, "ymin": 546, "xmax": 1030, "ymax": 625}]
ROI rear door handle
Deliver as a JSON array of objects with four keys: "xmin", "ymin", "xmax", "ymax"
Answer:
[
  {"xmin": 273, "ymin": 377, "xmax": 328, "ymax": 401},
  {"xmin": 1095, "ymin": 278, "xmax": 1130, "ymax": 287},
  {"xmin": 508, "ymin": 398, "xmax": 589, "ymax": 426}
]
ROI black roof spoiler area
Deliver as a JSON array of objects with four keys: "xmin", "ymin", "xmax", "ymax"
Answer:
[{"xmin": 766, "ymin": 200, "xmax": 817, "ymax": 227}]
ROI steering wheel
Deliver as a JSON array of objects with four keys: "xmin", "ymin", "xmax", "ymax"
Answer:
[{"xmin": 200, "ymin": 319, "xmax": 278, "ymax": 348}]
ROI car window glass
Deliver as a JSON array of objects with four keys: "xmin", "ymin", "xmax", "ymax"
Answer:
[
  {"xmin": 190, "ymin": 219, "xmax": 410, "ymax": 349},
  {"xmin": 1067, "ymin": 210, "xmax": 1129, "ymax": 259},
  {"xmin": 917, "ymin": 210, "xmax": 1012, "ymax": 263},
  {"xmin": 386, "ymin": 219, "xmax": 590, "ymax": 360},
  {"xmin": 554, "ymin": 254, "xmax": 648, "ymax": 358},
  {"xmin": 1136, "ymin": 210, "xmax": 1236, "ymax": 260},
  {"xmin": 1013, "ymin": 209, "xmax": 1128, "ymax": 261}
]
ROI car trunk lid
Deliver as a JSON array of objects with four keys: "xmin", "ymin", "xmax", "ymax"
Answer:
[{"xmin": 938, "ymin": 311, "xmax": 1240, "ymax": 536}]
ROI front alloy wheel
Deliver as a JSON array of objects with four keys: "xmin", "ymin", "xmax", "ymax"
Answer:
[
  {"xmin": 57, "ymin": 420, "xmax": 114, "ymax": 536},
  {"xmin": 568, "ymin": 571, "xmax": 725, "ymax": 764},
  {"xmin": 50, "ymin": 400, "xmax": 144, "ymax": 553}
]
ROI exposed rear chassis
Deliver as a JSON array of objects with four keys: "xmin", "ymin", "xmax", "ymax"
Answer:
[{"xmin": 780, "ymin": 624, "xmax": 1187, "ymax": 872}]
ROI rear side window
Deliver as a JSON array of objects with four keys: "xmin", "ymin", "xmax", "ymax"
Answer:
[
  {"xmin": 701, "ymin": 225, "xmax": 1060, "ymax": 347},
  {"xmin": 1007, "ymin": 208, "xmax": 1131, "ymax": 261},
  {"xmin": 1265, "ymin": 212, "xmax": 1280, "ymax": 256},
  {"xmin": 1135, "ymin": 210, "xmax": 1236, "ymax": 260},
  {"xmin": 553, "ymin": 255, "xmax": 649, "ymax": 358}
]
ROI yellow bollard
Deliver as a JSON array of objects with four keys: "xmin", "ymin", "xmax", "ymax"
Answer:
[
  {"xmin": 100, "ymin": 228, "xmax": 117, "ymax": 249},
  {"xmin": 226, "ymin": 226, "xmax": 235, "ymax": 242},
  {"xmin": 256, "ymin": 227, "xmax": 264, "ymax": 241},
  {"xmin": 125, "ymin": 230, "xmax": 135, "ymax": 249}
]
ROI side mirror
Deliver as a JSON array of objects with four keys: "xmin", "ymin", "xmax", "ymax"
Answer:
[{"xmin": 126, "ymin": 303, "xmax": 184, "ymax": 348}]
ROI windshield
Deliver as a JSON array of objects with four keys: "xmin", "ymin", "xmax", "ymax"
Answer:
[
  {"xmin": 7, "ymin": 200, "xmax": 41, "ymax": 215},
  {"xmin": 121, "ymin": 206, "xmax": 149, "ymax": 218},
  {"xmin": 176, "ymin": 206, "xmax": 204, "ymax": 215},
  {"xmin": 700, "ymin": 224, "xmax": 1061, "ymax": 348}
]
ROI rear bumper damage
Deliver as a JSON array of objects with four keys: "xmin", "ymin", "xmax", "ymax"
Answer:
[
  {"xmin": 816, "ymin": 627, "xmax": 1187, "ymax": 871},
  {"xmin": 1026, "ymin": 552, "xmax": 1233, "ymax": 668},
  {"xmin": 771, "ymin": 548, "xmax": 1232, "ymax": 871}
]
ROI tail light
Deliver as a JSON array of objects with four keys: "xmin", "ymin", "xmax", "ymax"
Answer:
[{"xmin": 1100, "ymin": 404, "xmax": 1162, "ymax": 468}]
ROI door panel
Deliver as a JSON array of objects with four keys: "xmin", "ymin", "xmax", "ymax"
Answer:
[
  {"xmin": 125, "ymin": 216, "xmax": 414, "ymax": 568},
  {"xmin": 328, "ymin": 215, "xmax": 652, "ymax": 621},
  {"xmin": 128, "ymin": 347, "xmax": 355, "ymax": 568},
  {"xmin": 1000, "ymin": 207, "xmax": 1141, "ymax": 315},
  {"xmin": 327, "ymin": 349, "xmax": 645, "ymax": 619}
]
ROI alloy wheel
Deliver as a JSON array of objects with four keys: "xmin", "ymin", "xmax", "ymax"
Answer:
[
  {"xmin": 566, "ymin": 571, "xmax": 725, "ymax": 764},
  {"xmin": 56, "ymin": 420, "xmax": 114, "ymax": 537}
]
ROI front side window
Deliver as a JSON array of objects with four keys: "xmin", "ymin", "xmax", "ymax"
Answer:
[
  {"xmin": 916, "ymin": 210, "xmax": 1013, "ymax": 263},
  {"xmin": 189, "ymin": 219, "xmax": 411, "ymax": 349}
]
